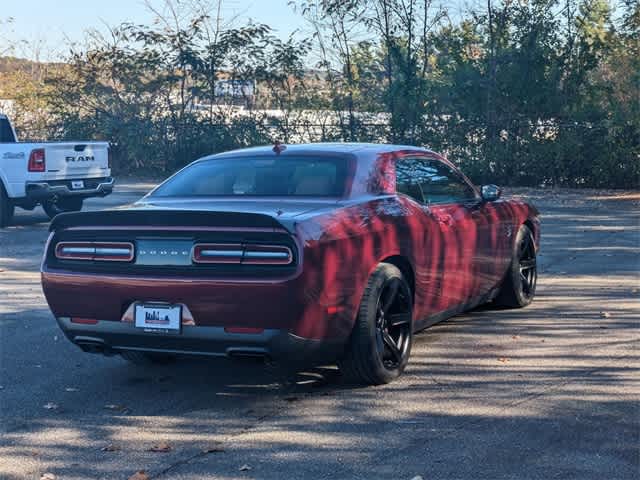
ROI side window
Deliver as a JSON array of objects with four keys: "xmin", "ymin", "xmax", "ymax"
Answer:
[
  {"xmin": 395, "ymin": 158, "xmax": 425, "ymax": 203},
  {"xmin": 0, "ymin": 118, "xmax": 16, "ymax": 143},
  {"xmin": 414, "ymin": 158, "xmax": 478, "ymax": 204}
]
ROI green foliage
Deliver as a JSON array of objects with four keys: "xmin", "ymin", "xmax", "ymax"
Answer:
[
  {"xmin": 300, "ymin": 0, "xmax": 638, "ymax": 188},
  {"xmin": 39, "ymin": 8, "xmax": 310, "ymax": 174},
  {"xmin": 2, "ymin": 0, "xmax": 638, "ymax": 187}
]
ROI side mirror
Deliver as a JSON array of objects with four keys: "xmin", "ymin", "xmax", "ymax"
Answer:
[{"xmin": 481, "ymin": 184, "xmax": 502, "ymax": 202}]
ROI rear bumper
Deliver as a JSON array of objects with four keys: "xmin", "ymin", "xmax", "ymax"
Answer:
[
  {"xmin": 56, "ymin": 316, "xmax": 345, "ymax": 365},
  {"xmin": 25, "ymin": 177, "xmax": 114, "ymax": 201}
]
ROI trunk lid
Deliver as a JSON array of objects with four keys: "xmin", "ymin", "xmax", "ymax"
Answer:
[
  {"xmin": 49, "ymin": 207, "xmax": 291, "ymax": 232},
  {"xmin": 131, "ymin": 197, "xmax": 339, "ymax": 222}
]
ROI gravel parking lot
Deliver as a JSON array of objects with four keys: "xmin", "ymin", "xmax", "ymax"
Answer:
[{"xmin": 1, "ymin": 182, "xmax": 638, "ymax": 480}]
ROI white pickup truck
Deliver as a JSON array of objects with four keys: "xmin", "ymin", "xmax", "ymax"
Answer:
[{"xmin": 0, "ymin": 114, "xmax": 114, "ymax": 227}]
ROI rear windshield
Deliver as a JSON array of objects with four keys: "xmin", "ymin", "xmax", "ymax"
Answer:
[{"xmin": 151, "ymin": 155, "xmax": 353, "ymax": 197}]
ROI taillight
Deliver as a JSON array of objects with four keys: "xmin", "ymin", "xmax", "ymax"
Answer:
[
  {"xmin": 242, "ymin": 245, "xmax": 293, "ymax": 265},
  {"xmin": 193, "ymin": 244, "xmax": 244, "ymax": 264},
  {"xmin": 55, "ymin": 242, "xmax": 134, "ymax": 262},
  {"xmin": 193, "ymin": 244, "xmax": 293, "ymax": 265},
  {"xmin": 28, "ymin": 148, "xmax": 45, "ymax": 172}
]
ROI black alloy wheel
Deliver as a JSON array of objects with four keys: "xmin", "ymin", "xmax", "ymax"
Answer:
[
  {"xmin": 518, "ymin": 228, "xmax": 537, "ymax": 300},
  {"xmin": 339, "ymin": 263, "xmax": 413, "ymax": 385},
  {"xmin": 375, "ymin": 277, "xmax": 413, "ymax": 370},
  {"xmin": 495, "ymin": 224, "xmax": 537, "ymax": 308}
]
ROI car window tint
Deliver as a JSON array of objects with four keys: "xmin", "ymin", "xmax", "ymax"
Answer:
[
  {"xmin": 395, "ymin": 158, "xmax": 425, "ymax": 203},
  {"xmin": 413, "ymin": 158, "xmax": 477, "ymax": 204},
  {"xmin": 151, "ymin": 156, "xmax": 351, "ymax": 197}
]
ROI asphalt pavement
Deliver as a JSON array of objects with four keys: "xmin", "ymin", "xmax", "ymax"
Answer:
[{"xmin": 0, "ymin": 182, "xmax": 638, "ymax": 480}]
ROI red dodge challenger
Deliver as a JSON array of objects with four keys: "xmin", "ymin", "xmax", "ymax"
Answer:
[{"xmin": 41, "ymin": 143, "xmax": 539, "ymax": 385}]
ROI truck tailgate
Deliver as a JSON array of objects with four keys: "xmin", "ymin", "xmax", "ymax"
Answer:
[{"xmin": 43, "ymin": 142, "xmax": 109, "ymax": 179}]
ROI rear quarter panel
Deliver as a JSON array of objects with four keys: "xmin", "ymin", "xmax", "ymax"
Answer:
[{"xmin": 293, "ymin": 196, "xmax": 430, "ymax": 339}]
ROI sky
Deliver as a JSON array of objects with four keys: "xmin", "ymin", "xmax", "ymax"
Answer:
[{"xmin": 0, "ymin": 0, "xmax": 307, "ymax": 61}]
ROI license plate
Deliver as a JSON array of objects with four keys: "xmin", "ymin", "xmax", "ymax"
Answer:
[
  {"xmin": 71, "ymin": 180, "xmax": 85, "ymax": 190},
  {"xmin": 134, "ymin": 303, "xmax": 181, "ymax": 333}
]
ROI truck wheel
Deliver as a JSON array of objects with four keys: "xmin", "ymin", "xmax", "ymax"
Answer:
[
  {"xmin": 0, "ymin": 183, "xmax": 14, "ymax": 228},
  {"xmin": 42, "ymin": 197, "xmax": 84, "ymax": 219},
  {"xmin": 338, "ymin": 263, "xmax": 413, "ymax": 385}
]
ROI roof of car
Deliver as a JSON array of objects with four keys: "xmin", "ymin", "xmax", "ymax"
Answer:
[{"xmin": 204, "ymin": 142, "xmax": 435, "ymax": 159}]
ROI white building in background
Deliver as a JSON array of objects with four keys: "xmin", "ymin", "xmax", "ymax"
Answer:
[{"xmin": 214, "ymin": 80, "xmax": 255, "ymax": 99}]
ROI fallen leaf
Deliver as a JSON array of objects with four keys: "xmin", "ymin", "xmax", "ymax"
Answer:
[
  {"xmin": 104, "ymin": 403, "xmax": 130, "ymax": 413},
  {"xmin": 203, "ymin": 441, "xmax": 225, "ymax": 453},
  {"xmin": 43, "ymin": 402, "xmax": 59, "ymax": 410},
  {"xmin": 498, "ymin": 357, "xmax": 509, "ymax": 363},
  {"xmin": 40, "ymin": 474, "xmax": 56, "ymax": 480},
  {"xmin": 101, "ymin": 443, "xmax": 121, "ymax": 452},
  {"xmin": 512, "ymin": 335, "xmax": 520, "ymax": 340},
  {"xmin": 149, "ymin": 442, "xmax": 172, "ymax": 453},
  {"xmin": 239, "ymin": 464, "xmax": 252, "ymax": 471},
  {"xmin": 128, "ymin": 471, "xmax": 150, "ymax": 480},
  {"xmin": 203, "ymin": 446, "xmax": 225, "ymax": 453},
  {"xmin": 600, "ymin": 311, "xmax": 611, "ymax": 318}
]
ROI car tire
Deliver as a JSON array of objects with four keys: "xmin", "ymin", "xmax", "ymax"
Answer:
[
  {"xmin": 42, "ymin": 197, "xmax": 84, "ymax": 219},
  {"xmin": 0, "ymin": 183, "xmax": 14, "ymax": 228},
  {"xmin": 495, "ymin": 224, "xmax": 537, "ymax": 308},
  {"xmin": 339, "ymin": 263, "xmax": 413, "ymax": 385},
  {"xmin": 120, "ymin": 351, "xmax": 176, "ymax": 365}
]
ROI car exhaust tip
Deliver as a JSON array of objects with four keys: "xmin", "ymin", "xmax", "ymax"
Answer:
[{"xmin": 74, "ymin": 337, "xmax": 113, "ymax": 355}]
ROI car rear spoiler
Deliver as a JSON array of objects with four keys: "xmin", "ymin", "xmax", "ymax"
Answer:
[{"xmin": 49, "ymin": 209, "xmax": 291, "ymax": 233}]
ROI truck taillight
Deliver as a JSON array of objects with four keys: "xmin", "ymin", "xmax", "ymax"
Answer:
[{"xmin": 28, "ymin": 148, "xmax": 46, "ymax": 172}]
